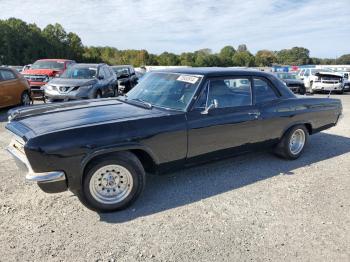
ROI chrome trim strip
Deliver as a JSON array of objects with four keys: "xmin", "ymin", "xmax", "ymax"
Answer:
[
  {"xmin": 26, "ymin": 171, "xmax": 66, "ymax": 183},
  {"xmin": 6, "ymin": 145, "xmax": 66, "ymax": 183}
]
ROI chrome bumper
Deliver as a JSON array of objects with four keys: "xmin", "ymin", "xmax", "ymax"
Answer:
[{"xmin": 6, "ymin": 143, "xmax": 66, "ymax": 183}]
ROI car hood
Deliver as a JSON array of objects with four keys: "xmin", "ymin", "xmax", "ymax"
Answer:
[
  {"xmin": 48, "ymin": 78, "xmax": 97, "ymax": 87},
  {"xmin": 283, "ymin": 79, "xmax": 304, "ymax": 84},
  {"xmin": 7, "ymin": 99, "xmax": 167, "ymax": 137},
  {"xmin": 315, "ymin": 72, "xmax": 343, "ymax": 79},
  {"xmin": 22, "ymin": 69, "xmax": 62, "ymax": 76}
]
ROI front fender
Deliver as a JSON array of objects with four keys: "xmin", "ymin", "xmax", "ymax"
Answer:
[{"xmin": 80, "ymin": 142, "xmax": 160, "ymax": 173}]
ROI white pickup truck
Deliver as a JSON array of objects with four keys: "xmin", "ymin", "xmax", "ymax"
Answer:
[{"xmin": 299, "ymin": 68, "xmax": 344, "ymax": 94}]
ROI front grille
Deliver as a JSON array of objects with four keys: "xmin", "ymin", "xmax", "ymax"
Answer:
[
  {"xmin": 51, "ymin": 86, "xmax": 77, "ymax": 93},
  {"xmin": 322, "ymin": 80, "xmax": 339, "ymax": 84},
  {"xmin": 287, "ymin": 84, "xmax": 301, "ymax": 87},
  {"xmin": 24, "ymin": 74, "xmax": 48, "ymax": 82},
  {"xmin": 10, "ymin": 135, "xmax": 25, "ymax": 155}
]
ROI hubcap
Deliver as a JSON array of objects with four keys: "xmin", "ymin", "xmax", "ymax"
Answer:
[
  {"xmin": 289, "ymin": 129, "xmax": 305, "ymax": 155},
  {"xmin": 89, "ymin": 165, "xmax": 133, "ymax": 204},
  {"xmin": 22, "ymin": 93, "xmax": 31, "ymax": 106}
]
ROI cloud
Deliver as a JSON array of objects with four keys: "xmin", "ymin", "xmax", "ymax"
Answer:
[{"xmin": 1, "ymin": 0, "xmax": 349, "ymax": 57}]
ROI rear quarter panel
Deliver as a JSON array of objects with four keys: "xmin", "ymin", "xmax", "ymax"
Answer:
[{"xmin": 260, "ymin": 96, "xmax": 341, "ymax": 140}]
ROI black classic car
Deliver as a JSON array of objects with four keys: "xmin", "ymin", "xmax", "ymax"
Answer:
[
  {"xmin": 111, "ymin": 65, "xmax": 138, "ymax": 94},
  {"xmin": 275, "ymin": 72, "xmax": 306, "ymax": 94},
  {"xmin": 6, "ymin": 68, "xmax": 342, "ymax": 212}
]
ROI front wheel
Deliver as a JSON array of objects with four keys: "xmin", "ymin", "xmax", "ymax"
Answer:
[
  {"xmin": 20, "ymin": 91, "xmax": 31, "ymax": 106},
  {"xmin": 78, "ymin": 152, "xmax": 145, "ymax": 212},
  {"xmin": 274, "ymin": 125, "xmax": 309, "ymax": 160}
]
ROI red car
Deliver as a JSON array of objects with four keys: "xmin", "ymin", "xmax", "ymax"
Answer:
[{"xmin": 22, "ymin": 59, "xmax": 75, "ymax": 101}]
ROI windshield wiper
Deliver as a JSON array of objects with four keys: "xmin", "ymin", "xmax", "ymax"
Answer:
[
  {"xmin": 118, "ymin": 95, "xmax": 152, "ymax": 109},
  {"xmin": 131, "ymin": 98, "xmax": 153, "ymax": 109}
]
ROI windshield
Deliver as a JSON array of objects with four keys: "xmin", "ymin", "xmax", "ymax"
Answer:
[
  {"xmin": 31, "ymin": 61, "xmax": 65, "ymax": 70},
  {"xmin": 112, "ymin": 67, "xmax": 129, "ymax": 76},
  {"xmin": 60, "ymin": 66, "xmax": 97, "ymax": 79},
  {"xmin": 311, "ymin": 68, "xmax": 331, "ymax": 75},
  {"xmin": 277, "ymin": 73, "xmax": 297, "ymax": 80},
  {"xmin": 126, "ymin": 72, "xmax": 203, "ymax": 111}
]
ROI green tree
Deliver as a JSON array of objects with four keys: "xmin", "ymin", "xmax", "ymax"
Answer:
[
  {"xmin": 157, "ymin": 52, "xmax": 179, "ymax": 66},
  {"xmin": 219, "ymin": 46, "xmax": 236, "ymax": 66},
  {"xmin": 276, "ymin": 47, "xmax": 311, "ymax": 65},
  {"xmin": 255, "ymin": 50, "xmax": 276, "ymax": 66},
  {"xmin": 337, "ymin": 54, "xmax": 350, "ymax": 64},
  {"xmin": 232, "ymin": 51, "xmax": 255, "ymax": 67}
]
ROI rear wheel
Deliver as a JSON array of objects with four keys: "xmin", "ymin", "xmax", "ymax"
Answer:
[
  {"xmin": 95, "ymin": 90, "xmax": 102, "ymax": 99},
  {"xmin": 274, "ymin": 125, "xmax": 309, "ymax": 160},
  {"xmin": 78, "ymin": 152, "xmax": 145, "ymax": 212},
  {"xmin": 20, "ymin": 91, "xmax": 31, "ymax": 106},
  {"xmin": 299, "ymin": 86, "xmax": 306, "ymax": 95}
]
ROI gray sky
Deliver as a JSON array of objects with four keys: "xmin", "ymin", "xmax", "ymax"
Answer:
[{"xmin": 1, "ymin": 0, "xmax": 349, "ymax": 58}]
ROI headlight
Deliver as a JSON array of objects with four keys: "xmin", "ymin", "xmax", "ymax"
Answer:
[
  {"xmin": 78, "ymin": 85, "xmax": 93, "ymax": 91},
  {"xmin": 45, "ymin": 85, "xmax": 53, "ymax": 91}
]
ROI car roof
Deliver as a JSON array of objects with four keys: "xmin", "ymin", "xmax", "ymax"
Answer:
[
  {"xmin": 36, "ymin": 59, "xmax": 74, "ymax": 62},
  {"xmin": 111, "ymin": 65, "xmax": 132, "ymax": 68},
  {"xmin": 71, "ymin": 63, "xmax": 104, "ymax": 68},
  {"xmin": 155, "ymin": 67, "xmax": 272, "ymax": 77}
]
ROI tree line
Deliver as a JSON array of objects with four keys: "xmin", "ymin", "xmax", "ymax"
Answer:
[{"xmin": 1, "ymin": 18, "xmax": 350, "ymax": 67}]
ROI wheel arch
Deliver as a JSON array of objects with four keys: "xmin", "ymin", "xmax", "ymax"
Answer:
[
  {"xmin": 80, "ymin": 144, "xmax": 159, "ymax": 178},
  {"xmin": 280, "ymin": 122, "xmax": 313, "ymax": 139}
]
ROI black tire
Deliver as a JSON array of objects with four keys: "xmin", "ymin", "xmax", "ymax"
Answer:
[
  {"xmin": 114, "ymin": 85, "xmax": 118, "ymax": 97},
  {"xmin": 20, "ymin": 91, "xmax": 31, "ymax": 106},
  {"xmin": 95, "ymin": 90, "xmax": 102, "ymax": 99},
  {"xmin": 309, "ymin": 82, "xmax": 314, "ymax": 94},
  {"xmin": 77, "ymin": 152, "xmax": 145, "ymax": 212},
  {"xmin": 299, "ymin": 86, "xmax": 306, "ymax": 95},
  {"xmin": 274, "ymin": 125, "xmax": 309, "ymax": 160}
]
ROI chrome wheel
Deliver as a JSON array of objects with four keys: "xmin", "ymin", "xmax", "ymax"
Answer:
[
  {"xmin": 89, "ymin": 165, "xmax": 133, "ymax": 204},
  {"xmin": 22, "ymin": 93, "xmax": 31, "ymax": 106},
  {"xmin": 289, "ymin": 129, "xmax": 305, "ymax": 155}
]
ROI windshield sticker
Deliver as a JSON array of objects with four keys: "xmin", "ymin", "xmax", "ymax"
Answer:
[{"xmin": 177, "ymin": 75, "xmax": 199, "ymax": 84}]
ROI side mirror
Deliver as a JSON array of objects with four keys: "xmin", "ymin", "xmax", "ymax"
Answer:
[{"xmin": 201, "ymin": 99, "xmax": 218, "ymax": 115}]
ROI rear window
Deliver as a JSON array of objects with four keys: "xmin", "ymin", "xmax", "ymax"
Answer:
[
  {"xmin": 0, "ymin": 70, "xmax": 17, "ymax": 81},
  {"xmin": 253, "ymin": 78, "xmax": 279, "ymax": 104}
]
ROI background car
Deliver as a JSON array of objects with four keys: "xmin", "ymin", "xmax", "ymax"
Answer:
[
  {"xmin": 275, "ymin": 72, "xmax": 306, "ymax": 94},
  {"xmin": 0, "ymin": 67, "xmax": 31, "ymax": 108},
  {"xmin": 8, "ymin": 66, "xmax": 24, "ymax": 73},
  {"xmin": 299, "ymin": 68, "xmax": 344, "ymax": 93},
  {"xmin": 111, "ymin": 65, "xmax": 138, "ymax": 94},
  {"xmin": 43, "ymin": 63, "xmax": 117, "ymax": 102},
  {"xmin": 22, "ymin": 59, "xmax": 75, "ymax": 102}
]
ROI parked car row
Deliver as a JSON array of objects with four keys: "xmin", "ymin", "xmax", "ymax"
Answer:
[{"xmin": 0, "ymin": 59, "xmax": 141, "ymax": 108}]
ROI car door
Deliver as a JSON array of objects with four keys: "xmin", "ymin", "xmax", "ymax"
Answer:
[
  {"xmin": 252, "ymin": 77, "xmax": 288, "ymax": 143},
  {"xmin": 0, "ymin": 69, "xmax": 21, "ymax": 107},
  {"xmin": 186, "ymin": 76, "xmax": 262, "ymax": 162}
]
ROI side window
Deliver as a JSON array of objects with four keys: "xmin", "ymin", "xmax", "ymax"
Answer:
[
  {"xmin": 0, "ymin": 70, "xmax": 17, "ymax": 81},
  {"xmin": 304, "ymin": 69, "xmax": 310, "ymax": 77},
  {"xmin": 129, "ymin": 67, "xmax": 135, "ymax": 75},
  {"xmin": 193, "ymin": 82, "xmax": 209, "ymax": 109},
  {"xmin": 207, "ymin": 78, "xmax": 252, "ymax": 108},
  {"xmin": 98, "ymin": 67, "xmax": 106, "ymax": 78},
  {"xmin": 103, "ymin": 67, "xmax": 110, "ymax": 78},
  {"xmin": 253, "ymin": 78, "xmax": 279, "ymax": 104}
]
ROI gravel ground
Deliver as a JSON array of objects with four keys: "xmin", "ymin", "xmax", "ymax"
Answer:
[{"xmin": 0, "ymin": 95, "xmax": 349, "ymax": 262}]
